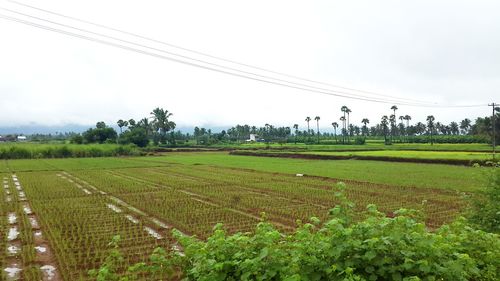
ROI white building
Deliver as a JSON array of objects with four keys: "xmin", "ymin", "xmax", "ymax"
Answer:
[
  {"xmin": 17, "ymin": 135, "xmax": 27, "ymax": 141},
  {"xmin": 246, "ymin": 134, "xmax": 257, "ymax": 142}
]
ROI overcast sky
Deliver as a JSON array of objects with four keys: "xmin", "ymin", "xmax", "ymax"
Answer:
[{"xmin": 1, "ymin": 0, "xmax": 499, "ymax": 132}]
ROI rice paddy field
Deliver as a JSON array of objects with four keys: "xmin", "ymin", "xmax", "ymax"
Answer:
[
  {"xmin": 298, "ymin": 150, "xmax": 493, "ymax": 159},
  {"xmin": 0, "ymin": 152, "xmax": 493, "ymax": 280}
]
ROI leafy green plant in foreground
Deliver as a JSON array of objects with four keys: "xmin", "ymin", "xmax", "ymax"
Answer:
[
  {"xmin": 93, "ymin": 183, "xmax": 500, "ymax": 281},
  {"xmin": 468, "ymin": 168, "xmax": 500, "ymax": 233}
]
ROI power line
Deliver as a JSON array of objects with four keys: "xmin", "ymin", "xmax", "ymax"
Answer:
[
  {"xmin": 1, "ymin": 7, "xmax": 430, "ymax": 106},
  {"xmin": 1, "ymin": 13, "xmax": 429, "ymax": 106},
  {"xmin": 0, "ymin": 8, "xmax": 489, "ymax": 108},
  {"xmin": 7, "ymin": 0, "xmax": 430, "ymax": 103}
]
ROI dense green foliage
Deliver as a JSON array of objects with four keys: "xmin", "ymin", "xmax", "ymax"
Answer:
[
  {"xmin": 0, "ymin": 143, "xmax": 141, "ymax": 159},
  {"xmin": 118, "ymin": 127, "xmax": 149, "ymax": 147},
  {"xmin": 82, "ymin": 122, "xmax": 118, "ymax": 144},
  {"xmin": 468, "ymin": 169, "xmax": 500, "ymax": 233},
  {"xmin": 92, "ymin": 183, "xmax": 500, "ymax": 281}
]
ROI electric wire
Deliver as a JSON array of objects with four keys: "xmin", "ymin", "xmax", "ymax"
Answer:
[
  {"xmin": 0, "ymin": 8, "xmax": 488, "ymax": 108},
  {"xmin": 7, "ymin": 0, "xmax": 429, "ymax": 103},
  {"xmin": 0, "ymin": 7, "xmax": 433, "ymax": 106}
]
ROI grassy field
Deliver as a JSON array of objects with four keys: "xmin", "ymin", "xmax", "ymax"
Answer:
[
  {"xmin": 299, "ymin": 150, "xmax": 495, "ymax": 161},
  {"xmin": 1, "ymin": 152, "xmax": 492, "ymax": 280},
  {"xmin": 149, "ymin": 152, "xmax": 487, "ymax": 192},
  {"xmin": 215, "ymin": 142, "xmax": 494, "ymax": 152}
]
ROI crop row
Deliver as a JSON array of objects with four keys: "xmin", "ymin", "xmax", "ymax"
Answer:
[
  {"xmin": 0, "ymin": 175, "xmax": 7, "ymax": 281},
  {"xmin": 68, "ymin": 164, "xmax": 465, "ymax": 238},
  {"xmin": 118, "ymin": 165, "xmax": 466, "ymax": 227},
  {"xmin": 17, "ymin": 171, "xmax": 172, "ymax": 280}
]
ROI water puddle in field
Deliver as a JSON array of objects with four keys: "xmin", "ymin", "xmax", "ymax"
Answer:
[
  {"xmin": 4, "ymin": 265, "xmax": 21, "ymax": 280},
  {"xmin": 125, "ymin": 215, "xmax": 139, "ymax": 224},
  {"xmin": 30, "ymin": 217, "xmax": 39, "ymax": 228},
  {"xmin": 106, "ymin": 203, "xmax": 122, "ymax": 213},
  {"xmin": 7, "ymin": 244, "xmax": 20, "ymax": 255},
  {"xmin": 144, "ymin": 227, "xmax": 162, "ymax": 239},
  {"xmin": 23, "ymin": 205, "xmax": 32, "ymax": 214},
  {"xmin": 35, "ymin": 230, "xmax": 43, "ymax": 238},
  {"xmin": 19, "ymin": 191, "xmax": 25, "ymax": 197},
  {"xmin": 6, "ymin": 196, "xmax": 12, "ymax": 202},
  {"xmin": 5, "ymin": 190, "xmax": 11, "ymax": 195},
  {"xmin": 110, "ymin": 197, "xmax": 146, "ymax": 215},
  {"xmin": 82, "ymin": 188, "xmax": 92, "ymax": 195},
  {"xmin": 40, "ymin": 265, "xmax": 56, "ymax": 280},
  {"xmin": 35, "ymin": 246, "xmax": 47, "ymax": 253},
  {"xmin": 171, "ymin": 245, "xmax": 185, "ymax": 256},
  {"xmin": 8, "ymin": 213, "xmax": 17, "ymax": 224},
  {"xmin": 4, "ymin": 184, "xmax": 8, "ymax": 188},
  {"xmin": 15, "ymin": 185, "xmax": 22, "ymax": 191},
  {"xmin": 8, "ymin": 227, "xmax": 19, "ymax": 241},
  {"xmin": 151, "ymin": 218, "xmax": 169, "ymax": 228}
]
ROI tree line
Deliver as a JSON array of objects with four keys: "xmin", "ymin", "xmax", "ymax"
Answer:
[{"xmin": 71, "ymin": 107, "xmax": 177, "ymax": 147}]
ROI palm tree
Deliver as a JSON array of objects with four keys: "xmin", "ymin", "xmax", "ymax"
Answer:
[
  {"xmin": 346, "ymin": 108, "xmax": 352, "ymax": 143},
  {"xmin": 151, "ymin": 108, "xmax": 175, "ymax": 144},
  {"xmin": 460, "ymin": 118, "xmax": 471, "ymax": 135},
  {"xmin": 339, "ymin": 116, "xmax": 346, "ymax": 144},
  {"xmin": 449, "ymin": 122, "xmax": 459, "ymax": 135},
  {"xmin": 331, "ymin": 122, "xmax": 338, "ymax": 143},
  {"xmin": 404, "ymin": 115, "xmax": 411, "ymax": 128},
  {"xmin": 426, "ymin": 115, "xmax": 435, "ymax": 145},
  {"xmin": 389, "ymin": 114, "xmax": 396, "ymax": 142},
  {"xmin": 361, "ymin": 118, "xmax": 369, "ymax": 137},
  {"xmin": 381, "ymin": 115, "xmax": 389, "ymax": 144},
  {"xmin": 138, "ymin": 117, "xmax": 152, "ymax": 137},
  {"xmin": 314, "ymin": 116, "xmax": 321, "ymax": 144},
  {"xmin": 305, "ymin": 117, "xmax": 311, "ymax": 142},
  {"xmin": 117, "ymin": 119, "xmax": 126, "ymax": 134},
  {"xmin": 398, "ymin": 115, "xmax": 405, "ymax": 142},
  {"xmin": 341, "ymin": 106, "xmax": 348, "ymax": 143},
  {"xmin": 391, "ymin": 105, "xmax": 398, "ymax": 117},
  {"xmin": 293, "ymin": 124, "xmax": 299, "ymax": 144}
]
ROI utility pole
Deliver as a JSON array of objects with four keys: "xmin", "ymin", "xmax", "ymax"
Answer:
[{"xmin": 489, "ymin": 102, "xmax": 499, "ymax": 160}]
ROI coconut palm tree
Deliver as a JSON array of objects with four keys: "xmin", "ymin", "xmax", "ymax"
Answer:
[
  {"xmin": 151, "ymin": 107, "xmax": 175, "ymax": 144},
  {"xmin": 314, "ymin": 116, "xmax": 321, "ymax": 144},
  {"xmin": 426, "ymin": 115, "xmax": 435, "ymax": 145},
  {"xmin": 331, "ymin": 122, "xmax": 338, "ymax": 143},
  {"xmin": 460, "ymin": 118, "xmax": 471, "ymax": 135},
  {"xmin": 305, "ymin": 117, "xmax": 311, "ymax": 142},
  {"xmin": 293, "ymin": 124, "xmax": 299, "ymax": 144},
  {"xmin": 361, "ymin": 118, "xmax": 369, "ymax": 137}
]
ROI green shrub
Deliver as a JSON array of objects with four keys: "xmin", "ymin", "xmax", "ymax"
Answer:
[
  {"xmin": 468, "ymin": 169, "xmax": 500, "ymax": 233},
  {"xmin": 93, "ymin": 183, "xmax": 500, "ymax": 280}
]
